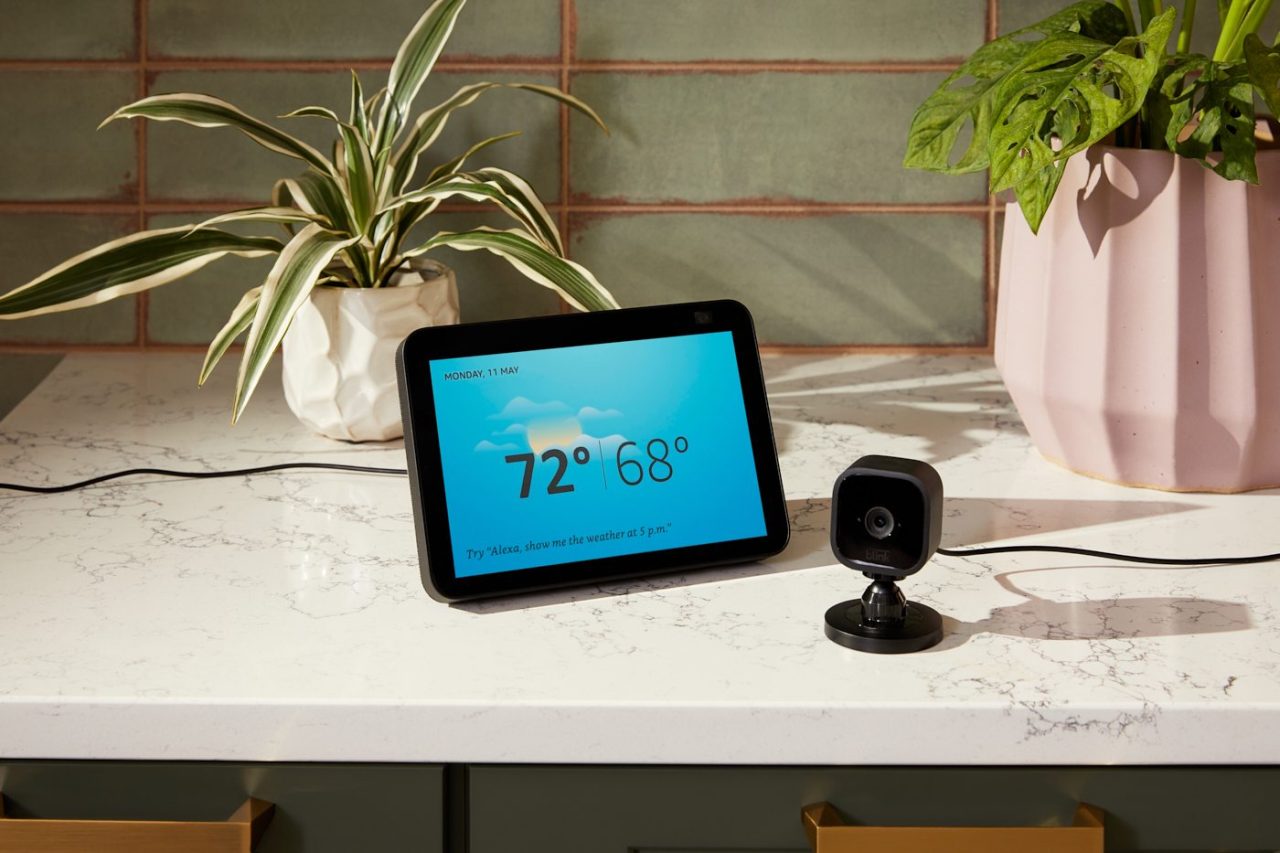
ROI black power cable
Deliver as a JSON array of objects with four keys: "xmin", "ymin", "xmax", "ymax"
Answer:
[
  {"xmin": 2, "ymin": 464, "xmax": 1278, "ymax": 567},
  {"xmin": 0, "ymin": 462, "xmax": 407, "ymax": 495},
  {"xmin": 937, "ymin": 545, "xmax": 1280, "ymax": 566}
]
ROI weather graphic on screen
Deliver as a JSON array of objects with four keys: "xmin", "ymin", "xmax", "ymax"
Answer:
[{"xmin": 430, "ymin": 332, "xmax": 768, "ymax": 577}]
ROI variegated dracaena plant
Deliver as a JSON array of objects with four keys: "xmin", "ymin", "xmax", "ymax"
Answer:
[{"xmin": 0, "ymin": 0, "xmax": 617, "ymax": 422}]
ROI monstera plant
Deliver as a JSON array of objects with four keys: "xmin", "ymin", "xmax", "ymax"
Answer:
[
  {"xmin": 905, "ymin": 0, "xmax": 1280, "ymax": 232},
  {"xmin": 903, "ymin": 0, "xmax": 1280, "ymax": 492},
  {"xmin": 0, "ymin": 0, "xmax": 616, "ymax": 431}
]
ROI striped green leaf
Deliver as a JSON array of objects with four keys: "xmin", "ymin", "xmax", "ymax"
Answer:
[
  {"xmin": 284, "ymin": 171, "xmax": 355, "ymax": 233},
  {"xmin": 390, "ymin": 81, "xmax": 607, "ymax": 193},
  {"xmin": 424, "ymin": 130, "xmax": 521, "ymax": 183},
  {"xmin": 200, "ymin": 285, "xmax": 261, "ymax": 386},
  {"xmin": 385, "ymin": 171, "xmax": 561, "ymax": 253},
  {"xmin": 0, "ymin": 227, "xmax": 283, "ymax": 319},
  {"xmin": 185, "ymin": 206, "xmax": 321, "ymax": 236},
  {"xmin": 365, "ymin": 87, "xmax": 388, "ymax": 121},
  {"xmin": 281, "ymin": 105, "xmax": 342, "ymax": 123},
  {"xmin": 468, "ymin": 167, "xmax": 562, "ymax": 254},
  {"xmin": 103, "ymin": 93, "xmax": 334, "ymax": 176},
  {"xmin": 233, "ymin": 224, "xmax": 360, "ymax": 422},
  {"xmin": 350, "ymin": 71, "xmax": 371, "ymax": 141},
  {"xmin": 406, "ymin": 227, "xmax": 617, "ymax": 312},
  {"xmin": 280, "ymin": 104, "xmax": 377, "ymax": 215},
  {"xmin": 335, "ymin": 124, "xmax": 377, "ymax": 232},
  {"xmin": 376, "ymin": 0, "xmax": 467, "ymax": 153}
]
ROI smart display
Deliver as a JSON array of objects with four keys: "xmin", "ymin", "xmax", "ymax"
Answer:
[{"xmin": 397, "ymin": 300, "xmax": 788, "ymax": 601}]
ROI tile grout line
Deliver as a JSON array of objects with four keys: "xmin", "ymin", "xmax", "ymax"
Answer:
[
  {"xmin": 136, "ymin": 0, "xmax": 149, "ymax": 350},
  {"xmin": 559, "ymin": 0, "xmax": 573, "ymax": 315},
  {"xmin": 0, "ymin": 58, "xmax": 964, "ymax": 74},
  {"xmin": 0, "ymin": 341, "xmax": 993, "ymax": 356},
  {"xmin": 566, "ymin": 203, "xmax": 990, "ymax": 215},
  {"xmin": 0, "ymin": 201, "xmax": 989, "ymax": 214}
]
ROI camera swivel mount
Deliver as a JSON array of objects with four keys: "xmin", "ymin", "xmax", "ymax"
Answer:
[{"xmin": 823, "ymin": 573, "xmax": 943, "ymax": 654}]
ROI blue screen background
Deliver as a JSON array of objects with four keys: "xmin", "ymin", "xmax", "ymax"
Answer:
[{"xmin": 430, "ymin": 332, "xmax": 767, "ymax": 577}]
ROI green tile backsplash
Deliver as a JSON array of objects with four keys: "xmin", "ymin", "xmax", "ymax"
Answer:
[
  {"xmin": 571, "ymin": 213, "xmax": 985, "ymax": 346},
  {"xmin": 0, "ymin": 1, "xmax": 1011, "ymax": 353},
  {"xmin": 569, "ymin": 71, "xmax": 986, "ymax": 204},
  {"xmin": 0, "ymin": 1, "xmax": 135, "ymax": 61},
  {"xmin": 0, "ymin": 71, "xmax": 137, "ymax": 201},
  {"xmin": 149, "ymin": 0, "xmax": 560, "ymax": 61},
  {"xmin": 574, "ymin": 0, "xmax": 986, "ymax": 63}
]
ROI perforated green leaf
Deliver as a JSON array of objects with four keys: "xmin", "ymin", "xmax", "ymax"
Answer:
[
  {"xmin": 988, "ymin": 9, "xmax": 1174, "ymax": 193},
  {"xmin": 904, "ymin": 1, "xmax": 1129, "ymax": 174}
]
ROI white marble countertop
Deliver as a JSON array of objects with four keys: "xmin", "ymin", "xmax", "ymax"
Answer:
[{"xmin": 2, "ymin": 353, "xmax": 1279, "ymax": 765}]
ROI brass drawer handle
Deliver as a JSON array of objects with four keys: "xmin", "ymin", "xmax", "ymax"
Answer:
[
  {"xmin": 0, "ymin": 794, "xmax": 274, "ymax": 852},
  {"xmin": 802, "ymin": 800, "xmax": 1104, "ymax": 853}
]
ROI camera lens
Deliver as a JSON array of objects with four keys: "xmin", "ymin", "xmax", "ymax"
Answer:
[{"xmin": 864, "ymin": 506, "xmax": 895, "ymax": 540}]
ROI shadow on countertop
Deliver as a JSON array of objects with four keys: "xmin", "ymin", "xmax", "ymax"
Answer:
[
  {"xmin": 0, "ymin": 353, "xmax": 63, "ymax": 422},
  {"xmin": 929, "ymin": 579, "xmax": 1251, "ymax": 653},
  {"xmin": 761, "ymin": 355, "xmax": 1019, "ymax": 465},
  {"xmin": 469, "ymin": 491, "xmax": 1251, "ymax": 653}
]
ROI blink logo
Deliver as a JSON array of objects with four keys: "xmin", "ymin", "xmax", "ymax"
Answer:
[{"xmin": 865, "ymin": 546, "xmax": 891, "ymax": 563}]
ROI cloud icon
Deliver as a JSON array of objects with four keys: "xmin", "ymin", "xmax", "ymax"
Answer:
[
  {"xmin": 577, "ymin": 405, "xmax": 622, "ymax": 423},
  {"xmin": 489, "ymin": 396, "xmax": 570, "ymax": 420},
  {"xmin": 493, "ymin": 422, "xmax": 527, "ymax": 436},
  {"xmin": 474, "ymin": 439, "xmax": 521, "ymax": 453},
  {"xmin": 581, "ymin": 432, "xmax": 630, "ymax": 449}
]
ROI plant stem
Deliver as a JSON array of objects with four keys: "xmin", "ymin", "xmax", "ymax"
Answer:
[
  {"xmin": 1178, "ymin": 0, "xmax": 1198, "ymax": 52},
  {"xmin": 1215, "ymin": 0, "xmax": 1253, "ymax": 59},
  {"xmin": 1138, "ymin": 0, "xmax": 1157, "ymax": 27},
  {"xmin": 1224, "ymin": 0, "xmax": 1274, "ymax": 57},
  {"xmin": 1116, "ymin": 0, "xmax": 1139, "ymax": 34},
  {"xmin": 1116, "ymin": 0, "xmax": 1136, "ymax": 33}
]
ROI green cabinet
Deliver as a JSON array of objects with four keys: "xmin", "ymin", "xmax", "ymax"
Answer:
[
  {"xmin": 468, "ymin": 765, "xmax": 1280, "ymax": 853},
  {"xmin": 6, "ymin": 761, "xmax": 1280, "ymax": 851},
  {"xmin": 0, "ymin": 761, "xmax": 444, "ymax": 853}
]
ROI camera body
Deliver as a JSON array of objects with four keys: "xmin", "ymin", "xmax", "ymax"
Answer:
[{"xmin": 830, "ymin": 455, "xmax": 943, "ymax": 578}]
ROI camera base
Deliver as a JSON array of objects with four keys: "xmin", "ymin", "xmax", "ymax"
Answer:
[{"xmin": 823, "ymin": 598, "xmax": 943, "ymax": 654}]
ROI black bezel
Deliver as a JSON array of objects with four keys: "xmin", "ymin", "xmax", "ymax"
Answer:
[{"xmin": 396, "ymin": 300, "xmax": 789, "ymax": 602}]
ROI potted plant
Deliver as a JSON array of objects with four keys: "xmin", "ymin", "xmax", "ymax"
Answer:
[
  {"xmin": 0, "ymin": 0, "xmax": 616, "ymax": 442},
  {"xmin": 905, "ymin": 0, "xmax": 1280, "ymax": 491}
]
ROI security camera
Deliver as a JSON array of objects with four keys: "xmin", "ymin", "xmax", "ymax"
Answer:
[
  {"xmin": 824, "ymin": 455, "xmax": 944, "ymax": 653},
  {"xmin": 830, "ymin": 454, "xmax": 943, "ymax": 578}
]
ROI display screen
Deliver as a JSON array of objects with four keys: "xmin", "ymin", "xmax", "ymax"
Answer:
[{"xmin": 430, "ymin": 332, "xmax": 768, "ymax": 578}]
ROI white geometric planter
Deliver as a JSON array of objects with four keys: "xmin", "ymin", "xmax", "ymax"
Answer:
[{"xmin": 281, "ymin": 259, "xmax": 459, "ymax": 442}]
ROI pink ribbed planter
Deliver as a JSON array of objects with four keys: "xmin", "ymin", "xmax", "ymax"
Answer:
[{"xmin": 996, "ymin": 146, "xmax": 1280, "ymax": 492}]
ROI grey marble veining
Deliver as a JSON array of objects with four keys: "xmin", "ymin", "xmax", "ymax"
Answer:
[{"xmin": 1, "ymin": 353, "xmax": 1278, "ymax": 764}]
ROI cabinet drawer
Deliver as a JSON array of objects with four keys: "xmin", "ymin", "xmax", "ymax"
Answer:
[
  {"xmin": 469, "ymin": 765, "xmax": 1280, "ymax": 853},
  {"xmin": 0, "ymin": 761, "xmax": 443, "ymax": 853}
]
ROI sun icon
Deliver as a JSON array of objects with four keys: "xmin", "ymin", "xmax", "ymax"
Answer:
[{"xmin": 524, "ymin": 416, "xmax": 583, "ymax": 453}]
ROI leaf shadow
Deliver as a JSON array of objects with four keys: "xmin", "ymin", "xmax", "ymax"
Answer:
[
  {"xmin": 763, "ymin": 356, "xmax": 1019, "ymax": 466},
  {"xmin": 1076, "ymin": 146, "xmax": 1175, "ymax": 256}
]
